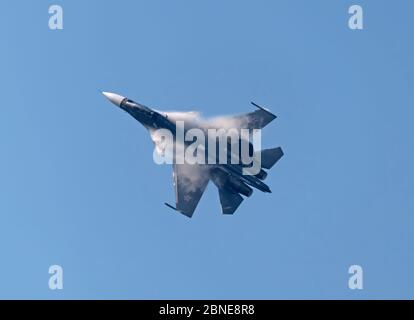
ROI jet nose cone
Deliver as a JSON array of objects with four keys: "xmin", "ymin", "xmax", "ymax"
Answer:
[{"xmin": 102, "ymin": 91, "xmax": 125, "ymax": 107}]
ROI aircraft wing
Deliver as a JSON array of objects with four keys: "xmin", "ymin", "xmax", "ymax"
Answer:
[
  {"xmin": 231, "ymin": 108, "xmax": 276, "ymax": 129},
  {"xmin": 172, "ymin": 163, "xmax": 209, "ymax": 217},
  {"xmin": 205, "ymin": 103, "xmax": 276, "ymax": 130}
]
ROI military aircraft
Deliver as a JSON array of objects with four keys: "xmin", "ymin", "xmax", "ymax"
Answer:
[{"xmin": 103, "ymin": 92, "xmax": 283, "ymax": 217}]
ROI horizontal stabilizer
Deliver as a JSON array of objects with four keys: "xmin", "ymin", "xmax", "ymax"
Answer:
[
  {"xmin": 260, "ymin": 147, "xmax": 284, "ymax": 169},
  {"xmin": 219, "ymin": 188, "xmax": 244, "ymax": 215}
]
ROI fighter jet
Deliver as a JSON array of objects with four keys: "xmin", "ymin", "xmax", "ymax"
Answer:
[{"xmin": 103, "ymin": 92, "xmax": 283, "ymax": 217}]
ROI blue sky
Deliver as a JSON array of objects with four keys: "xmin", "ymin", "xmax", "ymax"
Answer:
[{"xmin": 0, "ymin": 0, "xmax": 413, "ymax": 299}]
